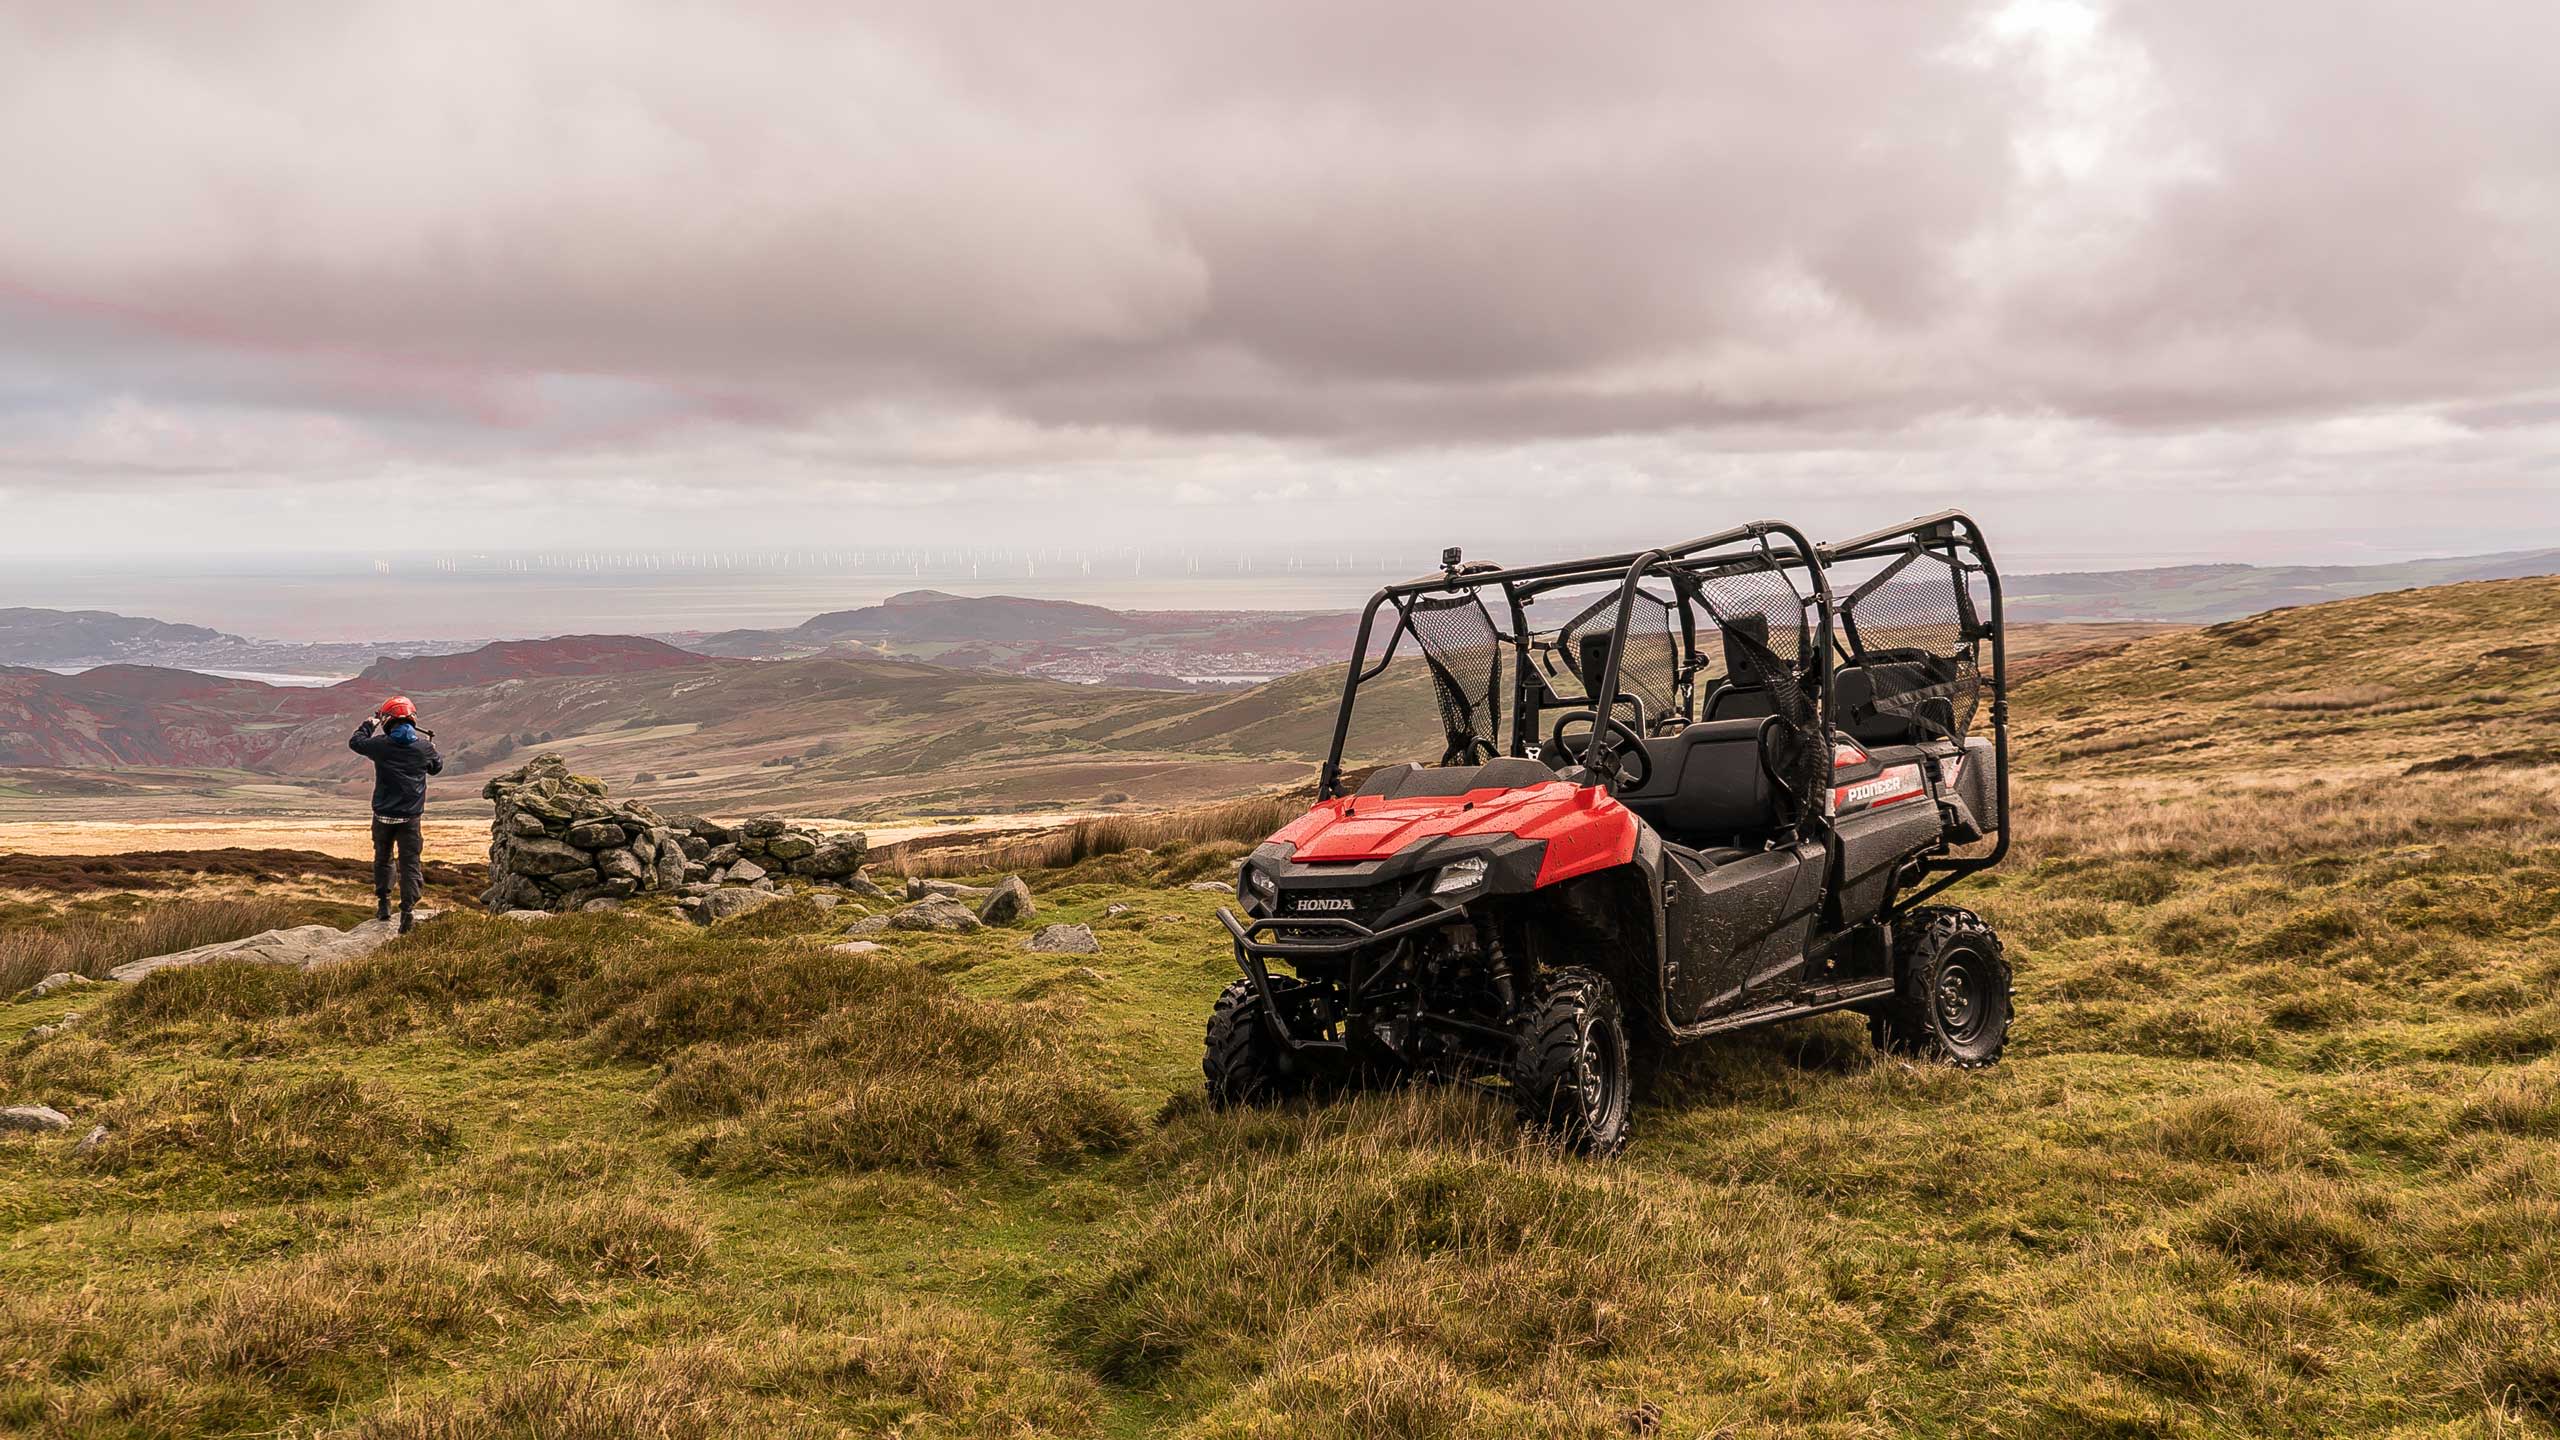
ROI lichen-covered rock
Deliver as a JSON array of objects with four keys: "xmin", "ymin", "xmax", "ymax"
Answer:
[
  {"xmin": 24, "ymin": 971, "xmax": 96, "ymax": 1000},
  {"xmin": 724, "ymin": 857, "xmax": 769, "ymax": 885},
  {"xmin": 979, "ymin": 875, "xmax": 1035, "ymax": 925},
  {"xmin": 765, "ymin": 833, "xmax": 817, "ymax": 862},
  {"xmin": 705, "ymin": 843, "xmax": 742, "ymax": 868},
  {"xmin": 1025, "ymin": 923, "xmax": 1100, "ymax": 954},
  {"xmin": 908, "ymin": 877, "xmax": 992, "ymax": 901},
  {"xmin": 843, "ymin": 869, "xmax": 889, "ymax": 901},
  {"xmin": 742, "ymin": 815, "xmax": 787, "ymax": 839},
  {"xmin": 596, "ymin": 848, "xmax": 646, "ymax": 883},
  {"xmin": 1, "ymin": 1105, "xmax": 73, "ymax": 1134},
  {"xmin": 888, "ymin": 897, "xmax": 982, "ymax": 933},
  {"xmin": 507, "ymin": 837, "xmax": 591, "ymax": 876},
  {"xmin": 506, "ymin": 812, "xmax": 549, "ymax": 837},
  {"xmin": 688, "ymin": 888, "xmax": 782, "ymax": 925},
  {"xmin": 807, "ymin": 834, "xmax": 867, "ymax": 877},
  {"xmin": 564, "ymin": 819, "xmax": 628, "ymax": 849},
  {"xmin": 653, "ymin": 843, "xmax": 687, "ymax": 890},
  {"xmin": 678, "ymin": 833, "xmax": 711, "ymax": 862}
]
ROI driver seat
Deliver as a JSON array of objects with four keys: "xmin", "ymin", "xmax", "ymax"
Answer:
[{"xmin": 1612, "ymin": 718, "xmax": 1784, "ymax": 839}]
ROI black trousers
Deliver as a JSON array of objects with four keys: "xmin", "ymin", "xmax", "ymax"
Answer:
[{"xmin": 372, "ymin": 816, "xmax": 424, "ymax": 910}]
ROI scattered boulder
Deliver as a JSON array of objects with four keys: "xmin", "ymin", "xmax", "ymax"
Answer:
[
  {"xmin": 25, "ymin": 971, "xmax": 96, "ymax": 999},
  {"xmin": 908, "ymin": 877, "xmax": 992, "ymax": 901},
  {"xmin": 29, "ymin": 1012, "xmax": 81, "ymax": 1041},
  {"xmin": 687, "ymin": 889, "xmax": 782, "ymax": 925},
  {"xmin": 1025, "ymin": 923, "xmax": 1100, "ymax": 955},
  {"xmin": 979, "ymin": 875, "xmax": 1036, "ymax": 925},
  {"xmin": 843, "ymin": 870, "xmax": 890, "ymax": 901},
  {"xmin": 0, "ymin": 1105, "xmax": 72, "ymax": 1135},
  {"xmin": 1104, "ymin": 903, "xmax": 1137, "ymax": 918},
  {"xmin": 75, "ymin": 1124, "xmax": 109, "ymax": 1155},
  {"xmin": 844, "ymin": 915, "xmax": 891, "ymax": 937},
  {"xmin": 1186, "ymin": 881, "xmax": 1233, "ymax": 893},
  {"xmin": 888, "ymin": 897, "xmax": 983, "ymax": 933},
  {"xmin": 577, "ymin": 897, "xmax": 625, "ymax": 913},
  {"xmin": 828, "ymin": 940, "xmax": 885, "ymax": 955},
  {"xmin": 500, "ymin": 909, "xmax": 551, "ymax": 923}
]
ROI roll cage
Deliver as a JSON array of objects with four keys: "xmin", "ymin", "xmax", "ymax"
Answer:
[{"xmin": 1313, "ymin": 511, "xmax": 2009, "ymax": 909}]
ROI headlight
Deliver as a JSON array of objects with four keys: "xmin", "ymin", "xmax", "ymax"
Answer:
[
  {"xmin": 1243, "ymin": 865, "xmax": 1278, "ymax": 906},
  {"xmin": 1430, "ymin": 856, "xmax": 1490, "ymax": 896}
]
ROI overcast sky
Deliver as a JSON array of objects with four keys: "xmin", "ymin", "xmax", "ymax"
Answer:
[{"xmin": 2, "ymin": 0, "xmax": 2555, "ymax": 570}]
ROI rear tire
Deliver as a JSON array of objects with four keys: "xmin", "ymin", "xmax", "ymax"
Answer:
[
  {"xmin": 1204, "ymin": 977, "xmax": 1311, "ymax": 1108},
  {"xmin": 1869, "ymin": 907, "xmax": 2010, "ymax": 1067},
  {"xmin": 1511, "ymin": 967, "xmax": 1633, "ymax": 1156}
]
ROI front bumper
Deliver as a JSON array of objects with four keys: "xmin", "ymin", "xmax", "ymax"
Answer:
[{"xmin": 1216, "ymin": 904, "xmax": 1467, "ymax": 1051}]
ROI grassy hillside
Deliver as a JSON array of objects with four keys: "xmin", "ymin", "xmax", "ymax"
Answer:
[{"xmin": 3, "ymin": 578, "xmax": 2557, "ymax": 1436}]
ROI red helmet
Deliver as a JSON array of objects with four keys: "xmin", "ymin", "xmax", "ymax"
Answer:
[{"xmin": 376, "ymin": 696, "xmax": 417, "ymax": 721}]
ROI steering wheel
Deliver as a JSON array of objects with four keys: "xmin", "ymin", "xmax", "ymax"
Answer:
[{"xmin": 1545, "ymin": 709, "xmax": 1655, "ymax": 791}]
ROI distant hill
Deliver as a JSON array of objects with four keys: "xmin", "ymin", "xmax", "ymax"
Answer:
[
  {"xmin": 0, "ymin": 606, "xmax": 480, "ymax": 678},
  {"xmin": 683, "ymin": 589, "xmax": 1360, "ymax": 687},
  {"xmin": 348, "ymin": 635, "xmax": 713, "ymax": 692},
  {"xmin": 2005, "ymin": 549, "xmax": 2560, "ymax": 623},
  {"xmin": 0, "ymin": 607, "xmax": 233, "ymax": 667}
]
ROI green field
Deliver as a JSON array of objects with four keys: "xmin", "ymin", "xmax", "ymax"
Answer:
[{"xmin": 3, "ymin": 576, "xmax": 2558, "ymax": 1437}]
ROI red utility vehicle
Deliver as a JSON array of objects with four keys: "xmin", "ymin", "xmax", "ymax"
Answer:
[{"xmin": 1210, "ymin": 513, "xmax": 2014, "ymax": 1153}]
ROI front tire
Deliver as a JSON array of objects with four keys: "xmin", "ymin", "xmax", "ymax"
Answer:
[
  {"xmin": 1869, "ymin": 907, "xmax": 2011, "ymax": 1066},
  {"xmin": 1204, "ymin": 977, "xmax": 1312, "ymax": 1108},
  {"xmin": 1511, "ymin": 967, "xmax": 1633, "ymax": 1156}
]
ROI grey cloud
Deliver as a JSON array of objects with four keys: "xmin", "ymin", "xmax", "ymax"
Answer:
[{"xmin": 0, "ymin": 0, "xmax": 2554, "ymax": 557}]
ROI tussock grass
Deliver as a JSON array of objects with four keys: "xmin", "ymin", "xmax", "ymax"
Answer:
[
  {"xmin": 893, "ymin": 794, "xmax": 1305, "ymax": 879},
  {"xmin": 2149, "ymin": 1090, "xmax": 2334, "ymax": 1167},
  {"xmin": 1, "ymin": 895, "xmax": 361, "ymax": 995},
  {"xmin": 76, "ymin": 912, "xmax": 1144, "ymax": 1178},
  {"xmin": 2251, "ymin": 685, "xmax": 2405, "ymax": 712},
  {"xmin": 78, "ymin": 1068, "xmax": 454, "ymax": 1197}
]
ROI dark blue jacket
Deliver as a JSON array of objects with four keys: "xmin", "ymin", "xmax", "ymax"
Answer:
[{"xmin": 350, "ymin": 719, "xmax": 443, "ymax": 820}]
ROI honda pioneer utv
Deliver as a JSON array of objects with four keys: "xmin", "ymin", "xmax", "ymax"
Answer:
[{"xmin": 1208, "ymin": 512, "xmax": 2013, "ymax": 1154}]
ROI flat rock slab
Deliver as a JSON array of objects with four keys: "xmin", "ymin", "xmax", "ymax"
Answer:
[
  {"xmin": 107, "ymin": 911, "xmax": 443, "ymax": 983},
  {"xmin": 1, "ymin": 1105, "xmax": 72, "ymax": 1134}
]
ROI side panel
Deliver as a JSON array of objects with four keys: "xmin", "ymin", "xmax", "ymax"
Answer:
[
  {"xmin": 1662, "ymin": 846, "xmax": 1817, "ymax": 1022},
  {"xmin": 1832, "ymin": 798, "xmax": 1944, "ymax": 925}
]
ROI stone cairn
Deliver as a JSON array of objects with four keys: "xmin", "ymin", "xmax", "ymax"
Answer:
[{"xmin": 480, "ymin": 755, "xmax": 876, "ymax": 921}]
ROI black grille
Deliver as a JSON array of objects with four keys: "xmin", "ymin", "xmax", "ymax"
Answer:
[{"xmin": 1276, "ymin": 877, "xmax": 1409, "ymax": 927}]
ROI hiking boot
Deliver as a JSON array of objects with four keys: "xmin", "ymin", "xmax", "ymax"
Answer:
[
  {"xmin": 398, "ymin": 907, "xmax": 415, "ymax": 935},
  {"xmin": 376, "ymin": 896, "xmax": 392, "ymax": 923}
]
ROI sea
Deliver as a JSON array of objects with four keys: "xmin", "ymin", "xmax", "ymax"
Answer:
[{"xmin": 0, "ymin": 549, "xmax": 1415, "ymax": 643}]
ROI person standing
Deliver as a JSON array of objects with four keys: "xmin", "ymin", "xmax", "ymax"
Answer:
[{"xmin": 349, "ymin": 696, "xmax": 442, "ymax": 933}]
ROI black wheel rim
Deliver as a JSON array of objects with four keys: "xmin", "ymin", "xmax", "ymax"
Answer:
[
  {"xmin": 1575, "ymin": 1017, "xmax": 1626, "ymax": 1138},
  {"xmin": 1935, "ymin": 954, "xmax": 1989, "ymax": 1043}
]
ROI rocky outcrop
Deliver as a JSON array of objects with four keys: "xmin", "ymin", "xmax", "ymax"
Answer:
[
  {"xmin": 1, "ymin": 1105, "xmax": 72, "ymax": 1134},
  {"xmin": 480, "ymin": 756, "xmax": 871, "ymax": 918},
  {"xmin": 108, "ymin": 911, "xmax": 441, "ymax": 981}
]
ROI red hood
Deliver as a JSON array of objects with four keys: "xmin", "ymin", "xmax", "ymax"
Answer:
[{"xmin": 1269, "ymin": 780, "xmax": 1639, "ymax": 886}]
